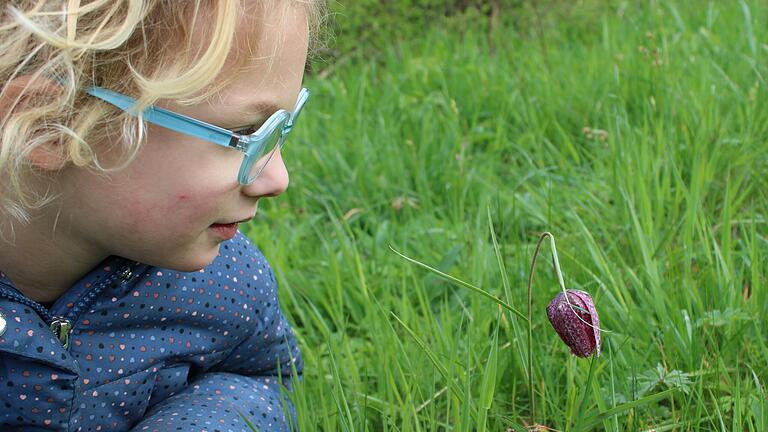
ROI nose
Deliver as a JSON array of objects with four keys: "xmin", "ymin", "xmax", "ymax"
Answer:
[{"xmin": 242, "ymin": 148, "xmax": 289, "ymax": 198}]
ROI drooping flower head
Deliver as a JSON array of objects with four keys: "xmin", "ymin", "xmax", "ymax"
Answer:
[{"xmin": 546, "ymin": 290, "xmax": 601, "ymax": 357}]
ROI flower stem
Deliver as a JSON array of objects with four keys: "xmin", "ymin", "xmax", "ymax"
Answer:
[{"xmin": 526, "ymin": 232, "xmax": 568, "ymax": 426}]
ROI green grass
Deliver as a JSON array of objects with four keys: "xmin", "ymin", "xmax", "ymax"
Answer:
[{"xmin": 242, "ymin": 1, "xmax": 768, "ymax": 430}]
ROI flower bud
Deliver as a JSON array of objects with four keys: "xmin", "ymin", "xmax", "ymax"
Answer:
[{"xmin": 546, "ymin": 290, "xmax": 601, "ymax": 357}]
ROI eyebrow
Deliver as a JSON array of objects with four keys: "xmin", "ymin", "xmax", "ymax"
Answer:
[
  {"xmin": 230, "ymin": 100, "xmax": 282, "ymax": 129},
  {"xmin": 242, "ymin": 101, "xmax": 282, "ymax": 116}
]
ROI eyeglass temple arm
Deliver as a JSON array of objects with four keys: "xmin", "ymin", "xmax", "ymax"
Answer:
[{"xmin": 85, "ymin": 87, "xmax": 237, "ymax": 148}]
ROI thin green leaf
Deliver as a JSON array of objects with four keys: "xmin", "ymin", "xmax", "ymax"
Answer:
[
  {"xmin": 239, "ymin": 410, "xmax": 259, "ymax": 431},
  {"xmin": 480, "ymin": 314, "xmax": 501, "ymax": 410},
  {"xmin": 389, "ymin": 246, "xmax": 528, "ymax": 321},
  {"xmin": 390, "ymin": 312, "xmax": 466, "ymax": 404},
  {"xmin": 580, "ymin": 388, "xmax": 679, "ymax": 429}
]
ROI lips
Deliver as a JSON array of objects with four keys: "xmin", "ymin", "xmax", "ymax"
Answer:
[
  {"xmin": 215, "ymin": 216, "xmax": 253, "ymax": 225},
  {"xmin": 209, "ymin": 222, "xmax": 239, "ymax": 240}
]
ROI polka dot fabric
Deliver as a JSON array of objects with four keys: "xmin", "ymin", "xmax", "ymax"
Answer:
[{"xmin": 0, "ymin": 231, "xmax": 302, "ymax": 431}]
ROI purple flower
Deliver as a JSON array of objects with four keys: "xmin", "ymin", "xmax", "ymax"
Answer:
[{"xmin": 546, "ymin": 290, "xmax": 601, "ymax": 357}]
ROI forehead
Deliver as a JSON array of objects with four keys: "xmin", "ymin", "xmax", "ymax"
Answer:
[
  {"xmin": 169, "ymin": 2, "xmax": 309, "ymax": 121},
  {"xmin": 224, "ymin": 3, "xmax": 309, "ymax": 105}
]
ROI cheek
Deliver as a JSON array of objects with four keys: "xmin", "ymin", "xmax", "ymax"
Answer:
[
  {"xmin": 167, "ymin": 193, "xmax": 218, "ymax": 225},
  {"xmin": 119, "ymin": 150, "xmax": 224, "ymax": 225},
  {"xmin": 98, "ymin": 129, "xmax": 237, "ymax": 233},
  {"xmin": 117, "ymin": 188, "xmax": 221, "ymax": 235}
]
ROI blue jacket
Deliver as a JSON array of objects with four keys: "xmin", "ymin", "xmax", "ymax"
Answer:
[{"xmin": 0, "ymin": 232, "xmax": 302, "ymax": 431}]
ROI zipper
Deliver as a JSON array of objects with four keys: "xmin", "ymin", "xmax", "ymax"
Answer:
[{"xmin": 0, "ymin": 264, "xmax": 137, "ymax": 350}]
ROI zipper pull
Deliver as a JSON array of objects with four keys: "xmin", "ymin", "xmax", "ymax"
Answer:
[
  {"xmin": 118, "ymin": 267, "xmax": 133, "ymax": 283},
  {"xmin": 50, "ymin": 317, "xmax": 72, "ymax": 349}
]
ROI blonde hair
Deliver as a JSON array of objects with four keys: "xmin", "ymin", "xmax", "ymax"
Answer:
[{"xmin": 0, "ymin": 0, "xmax": 325, "ymax": 224}]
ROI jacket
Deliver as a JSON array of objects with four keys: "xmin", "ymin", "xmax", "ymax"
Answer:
[{"xmin": 0, "ymin": 231, "xmax": 302, "ymax": 431}]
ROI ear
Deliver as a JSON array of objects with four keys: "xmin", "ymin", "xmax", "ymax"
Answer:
[
  {"xmin": 0, "ymin": 75, "xmax": 67, "ymax": 172},
  {"xmin": 27, "ymin": 144, "xmax": 67, "ymax": 172}
]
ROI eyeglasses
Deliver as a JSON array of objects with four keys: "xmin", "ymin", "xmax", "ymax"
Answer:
[{"xmin": 86, "ymin": 86, "xmax": 309, "ymax": 185}]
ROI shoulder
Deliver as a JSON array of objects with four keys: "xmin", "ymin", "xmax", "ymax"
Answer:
[
  {"xmin": 202, "ymin": 231, "xmax": 280, "ymax": 313},
  {"xmin": 214, "ymin": 231, "xmax": 269, "ymax": 269},
  {"xmin": 126, "ymin": 230, "xmax": 279, "ymax": 320},
  {"xmin": 210, "ymin": 230, "xmax": 275, "ymax": 287},
  {"xmin": 125, "ymin": 230, "xmax": 282, "ymax": 346}
]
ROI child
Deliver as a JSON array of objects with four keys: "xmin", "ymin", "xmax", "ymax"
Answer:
[{"xmin": 0, "ymin": 0, "xmax": 323, "ymax": 430}]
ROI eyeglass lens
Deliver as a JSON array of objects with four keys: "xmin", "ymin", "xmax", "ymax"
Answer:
[{"xmin": 244, "ymin": 119, "xmax": 287, "ymax": 183}]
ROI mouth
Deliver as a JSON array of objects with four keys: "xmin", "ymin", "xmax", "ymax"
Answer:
[
  {"xmin": 213, "ymin": 216, "xmax": 253, "ymax": 226},
  {"xmin": 208, "ymin": 222, "xmax": 239, "ymax": 240}
]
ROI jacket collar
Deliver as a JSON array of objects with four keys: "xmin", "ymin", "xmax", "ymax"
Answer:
[
  {"xmin": 0, "ymin": 256, "xmax": 146, "ymax": 373},
  {"xmin": 0, "ymin": 298, "xmax": 79, "ymax": 373}
]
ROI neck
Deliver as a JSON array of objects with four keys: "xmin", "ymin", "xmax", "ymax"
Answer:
[{"xmin": 0, "ymin": 208, "xmax": 105, "ymax": 304}]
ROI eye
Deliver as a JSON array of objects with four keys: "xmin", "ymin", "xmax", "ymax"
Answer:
[{"xmin": 233, "ymin": 125, "xmax": 259, "ymax": 136}]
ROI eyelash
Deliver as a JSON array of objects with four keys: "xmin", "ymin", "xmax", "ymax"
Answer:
[{"xmin": 233, "ymin": 125, "xmax": 259, "ymax": 136}]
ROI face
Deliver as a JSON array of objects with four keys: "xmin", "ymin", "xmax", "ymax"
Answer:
[{"xmin": 53, "ymin": 3, "xmax": 309, "ymax": 271}]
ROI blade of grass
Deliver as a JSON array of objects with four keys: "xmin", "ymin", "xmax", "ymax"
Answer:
[
  {"xmin": 572, "ymin": 355, "xmax": 598, "ymax": 431},
  {"xmin": 487, "ymin": 206, "xmax": 529, "ymax": 382},
  {"xmin": 580, "ymin": 388, "xmax": 680, "ymax": 429},
  {"xmin": 390, "ymin": 312, "xmax": 467, "ymax": 405},
  {"xmin": 478, "ymin": 313, "xmax": 501, "ymax": 432}
]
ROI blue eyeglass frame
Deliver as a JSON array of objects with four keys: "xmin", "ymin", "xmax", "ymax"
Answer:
[{"xmin": 85, "ymin": 86, "xmax": 310, "ymax": 185}]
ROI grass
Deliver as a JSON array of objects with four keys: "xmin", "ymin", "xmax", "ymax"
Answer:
[{"xmin": 241, "ymin": 1, "xmax": 768, "ymax": 430}]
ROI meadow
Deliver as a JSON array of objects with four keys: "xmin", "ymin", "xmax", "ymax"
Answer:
[{"xmin": 243, "ymin": 1, "xmax": 768, "ymax": 430}]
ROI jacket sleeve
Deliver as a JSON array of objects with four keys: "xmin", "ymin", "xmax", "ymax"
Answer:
[
  {"xmin": 129, "ymin": 237, "xmax": 303, "ymax": 432},
  {"xmin": 130, "ymin": 303, "xmax": 303, "ymax": 432}
]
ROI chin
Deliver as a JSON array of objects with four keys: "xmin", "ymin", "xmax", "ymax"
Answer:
[
  {"xmin": 145, "ymin": 245, "xmax": 221, "ymax": 273},
  {"xmin": 169, "ymin": 261, "xmax": 212, "ymax": 273}
]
